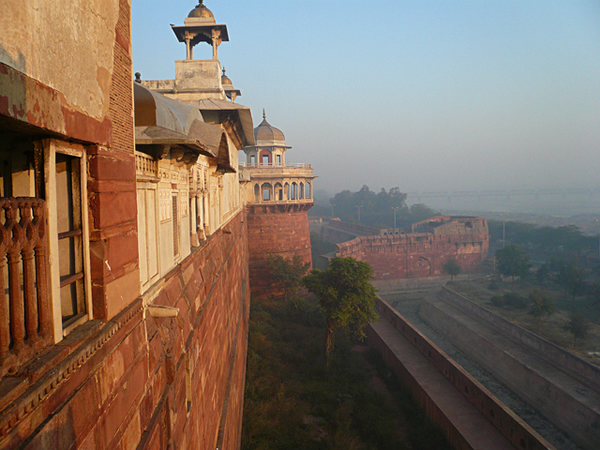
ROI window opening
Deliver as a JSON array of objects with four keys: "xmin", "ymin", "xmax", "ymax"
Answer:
[
  {"xmin": 56, "ymin": 153, "xmax": 86, "ymax": 327},
  {"xmin": 262, "ymin": 154, "xmax": 269, "ymax": 166},
  {"xmin": 172, "ymin": 193, "xmax": 180, "ymax": 257},
  {"xmin": 276, "ymin": 154, "xmax": 281, "ymax": 165}
]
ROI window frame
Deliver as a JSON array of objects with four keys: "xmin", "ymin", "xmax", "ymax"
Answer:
[{"xmin": 44, "ymin": 140, "xmax": 93, "ymax": 341}]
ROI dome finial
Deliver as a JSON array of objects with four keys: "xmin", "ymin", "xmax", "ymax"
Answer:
[
  {"xmin": 263, "ymin": 109, "xmax": 266, "ymax": 120},
  {"xmin": 222, "ymin": 67, "xmax": 226, "ymax": 76}
]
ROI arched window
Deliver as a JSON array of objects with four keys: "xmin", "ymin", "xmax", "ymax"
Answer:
[
  {"xmin": 275, "ymin": 183, "xmax": 283, "ymax": 201},
  {"xmin": 291, "ymin": 183, "xmax": 297, "ymax": 200},
  {"xmin": 284, "ymin": 183, "xmax": 289, "ymax": 200},
  {"xmin": 299, "ymin": 183, "xmax": 304, "ymax": 199},
  {"xmin": 306, "ymin": 182, "xmax": 312, "ymax": 199},
  {"xmin": 261, "ymin": 183, "xmax": 272, "ymax": 201}
]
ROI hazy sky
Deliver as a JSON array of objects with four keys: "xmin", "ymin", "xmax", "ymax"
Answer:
[{"xmin": 132, "ymin": 1, "xmax": 600, "ymax": 196}]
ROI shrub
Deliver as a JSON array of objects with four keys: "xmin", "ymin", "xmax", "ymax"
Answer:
[
  {"xmin": 490, "ymin": 295, "xmax": 505, "ymax": 306},
  {"xmin": 503, "ymin": 292, "xmax": 528, "ymax": 309}
]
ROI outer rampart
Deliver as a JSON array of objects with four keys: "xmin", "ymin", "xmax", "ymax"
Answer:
[
  {"xmin": 336, "ymin": 231, "xmax": 488, "ymax": 280},
  {"xmin": 420, "ymin": 287, "xmax": 600, "ymax": 449},
  {"xmin": 246, "ymin": 205, "xmax": 312, "ymax": 297},
  {"xmin": 369, "ymin": 296, "xmax": 553, "ymax": 450}
]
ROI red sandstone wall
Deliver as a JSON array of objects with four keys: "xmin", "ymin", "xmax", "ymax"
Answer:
[
  {"xmin": 246, "ymin": 206, "xmax": 312, "ymax": 297},
  {"xmin": 0, "ymin": 213, "xmax": 250, "ymax": 449},
  {"xmin": 88, "ymin": 0, "xmax": 139, "ymax": 321},
  {"xmin": 336, "ymin": 230, "xmax": 488, "ymax": 280}
]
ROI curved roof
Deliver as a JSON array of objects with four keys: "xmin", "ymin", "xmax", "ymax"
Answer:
[
  {"xmin": 188, "ymin": 1, "xmax": 215, "ymax": 21},
  {"xmin": 254, "ymin": 112, "xmax": 285, "ymax": 143},
  {"xmin": 221, "ymin": 68, "xmax": 232, "ymax": 86},
  {"xmin": 133, "ymin": 83, "xmax": 237, "ymax": 172}
]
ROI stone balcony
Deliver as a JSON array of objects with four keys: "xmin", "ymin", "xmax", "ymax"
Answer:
[{"xmin": 239, "ymin": 161, "xmax": 313, "ymax": 176}]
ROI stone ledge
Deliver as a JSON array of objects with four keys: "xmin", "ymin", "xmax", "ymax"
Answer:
[{"xmin": 0, "ymin": 298, "xmax": 143, "ymax": 442}]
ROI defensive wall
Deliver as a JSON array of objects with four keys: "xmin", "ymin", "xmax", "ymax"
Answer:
[
  {"xmin": 314, "ymin": 216, "xmax": 489, "ymax": 279},
  {"xmin": 368, "ymin": 296, "xmax": 554, "ymax": 450},
  {"xmin": 246, "ymin": 204, "xmax": 312, "ymax": 297},
  {"xmin": 336, "ymin": 232, "xmax": 487, "ymax": 280},
  {"xmin": 419, "ymin": 287, "xmax": 600, "ymax": 449},
  {"xmin": 0, "ymin": 212, "xmax": 249, "ymax": 449}
]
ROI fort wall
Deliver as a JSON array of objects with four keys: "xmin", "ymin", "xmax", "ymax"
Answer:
[
  {"xmin": 336, "ymin": 229, "xmax": 488, "ymax": 280},
  {"xmin": 0, "ymin": 212, "xmax": 249, "ymax": 449},
  {"xmin": 420, "ymin": 288, "xmax": 600, "ymax": 449},
  {"xmin": 246, "ymin": 205, "xmax": 312, "ymax": 297},
  {"xmin": 369, "ymin": 296, "xmax": 553, "ymax": 450}
]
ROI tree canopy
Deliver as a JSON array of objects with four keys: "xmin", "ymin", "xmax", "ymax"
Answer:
[
  {"xmin": 495, "ymin": 244, "xmax": 531, "ymax": 289},
  {"xmin": 302, "ymin": 257, "xmax": 378, "ymax": 364},
  {"xmin": 488, "ymin": 220, "xmax": 597, "ymax": 259},
  {"xmin": 563, "ymin": 313, "xmax": 590, "ymax": 348},
  {"xmin": 329, "ymin": 185, "xmax": 438, "ymax": 228},
  {"xmin": 443, "ymin": 259, "xmax": 461, "ymax": 282},
  {"xmin": 267, "ymin": 254, "xmax": 310, "ymax": 301},
  {"xmin": 528, "ymin": 289, "xmax": 555, "ymax": 331}
]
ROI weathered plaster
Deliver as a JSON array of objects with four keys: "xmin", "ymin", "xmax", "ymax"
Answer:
[{"xmin": 0, "ymin": 0, "xmax": 120, "ymax": 121}]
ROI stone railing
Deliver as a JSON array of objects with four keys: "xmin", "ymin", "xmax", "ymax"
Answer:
[
  {"xmin": 0, "ymin": 198, "xmax": 52, "ymax": 377},
  {"xmin": 239, "ymin": 162, "xmax": 312, "ymax": 169},
  {"xmin": 135, "ymin": 151, "xmax": 158, "ymax": 180}
]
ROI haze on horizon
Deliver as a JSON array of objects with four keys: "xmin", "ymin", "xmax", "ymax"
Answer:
[{"xmin": 132, "ymin": 0, "xmax": 600, "ymax": 199}]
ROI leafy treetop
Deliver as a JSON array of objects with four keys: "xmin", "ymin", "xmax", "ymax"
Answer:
[{"xmin": 302, "ymin": 257, "xmax": 378, "ymax": 364}]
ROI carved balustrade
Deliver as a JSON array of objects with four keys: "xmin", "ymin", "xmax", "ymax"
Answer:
[{"xmin": 0, "ymin": 198, "xmax": 51, "ymax": 377}]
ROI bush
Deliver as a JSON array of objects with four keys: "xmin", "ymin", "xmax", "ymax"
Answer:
[
  {"xmin": 490, "ymin": 293, "xmax": 528, "ymax": 309},
  {"xmin": 488, "ymin": 281, "xmax": 499, "ymax": 290},
  {"xmin": 490, "ymin": 295, "xmax": 505, "ymax": 306},
  {"xmin": 503, "ymin": 292, "xmax": 528, "ymax": 309}
]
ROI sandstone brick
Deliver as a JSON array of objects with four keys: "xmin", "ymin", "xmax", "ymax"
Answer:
[
  {"xmin": 91, "ymin": 191, "xmax": 137, "ymax": 230},
  {"xmin": 88, "ymin": 153, "xmax": 135, "ymax": 182}
]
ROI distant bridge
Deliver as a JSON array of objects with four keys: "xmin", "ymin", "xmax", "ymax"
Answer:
[{"xmin": 405, "ymin": 187, "xmax": 600, "ymax": 203}]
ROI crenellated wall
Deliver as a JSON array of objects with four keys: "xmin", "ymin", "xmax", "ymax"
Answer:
[{"xmin": 336, "ymin": 225, "xmax": 488, "ymax": 280}]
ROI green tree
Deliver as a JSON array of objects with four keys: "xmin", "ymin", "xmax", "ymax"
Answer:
[
  {"xmin": 267, "ymin": 254, "xmax": 310, "ymax": 301},
  {"xmin": 495, "ymin": 244, "xmax": 531, "ymax": 289},
  {"xmin": 535, "ymin": 263, "xmax": 550, "ymax": 284},
  {"xmin": 563, "ymin": 313, "xmax": 590, "ymax": 348},
  {"xmin": 528, "ymin": 289, "xmax": 555, "ymax": 332},
  {"xmin": 556, "ymin": 260, "xmax": 586, "ymax": 304},
  {"xmin": 302, "ymin": 257, "xmax": 378, "ymax": 365},
  {"xmin": 443, "ymin": 259, "xmax": 461, "ymax": 282}
]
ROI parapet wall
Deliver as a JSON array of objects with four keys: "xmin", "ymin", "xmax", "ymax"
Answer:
[
  {"xmin": 369, "ymin": 296, "xmax": 553, "ymax": 450},
  {"xmin": 336, "ymin": 229, "xmax": 488, "ymax": 280}
]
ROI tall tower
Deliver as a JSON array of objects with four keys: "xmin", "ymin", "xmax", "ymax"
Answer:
[{"xmin": 241, "ymin": 112, "xmax": 315, "ymax": 297}]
